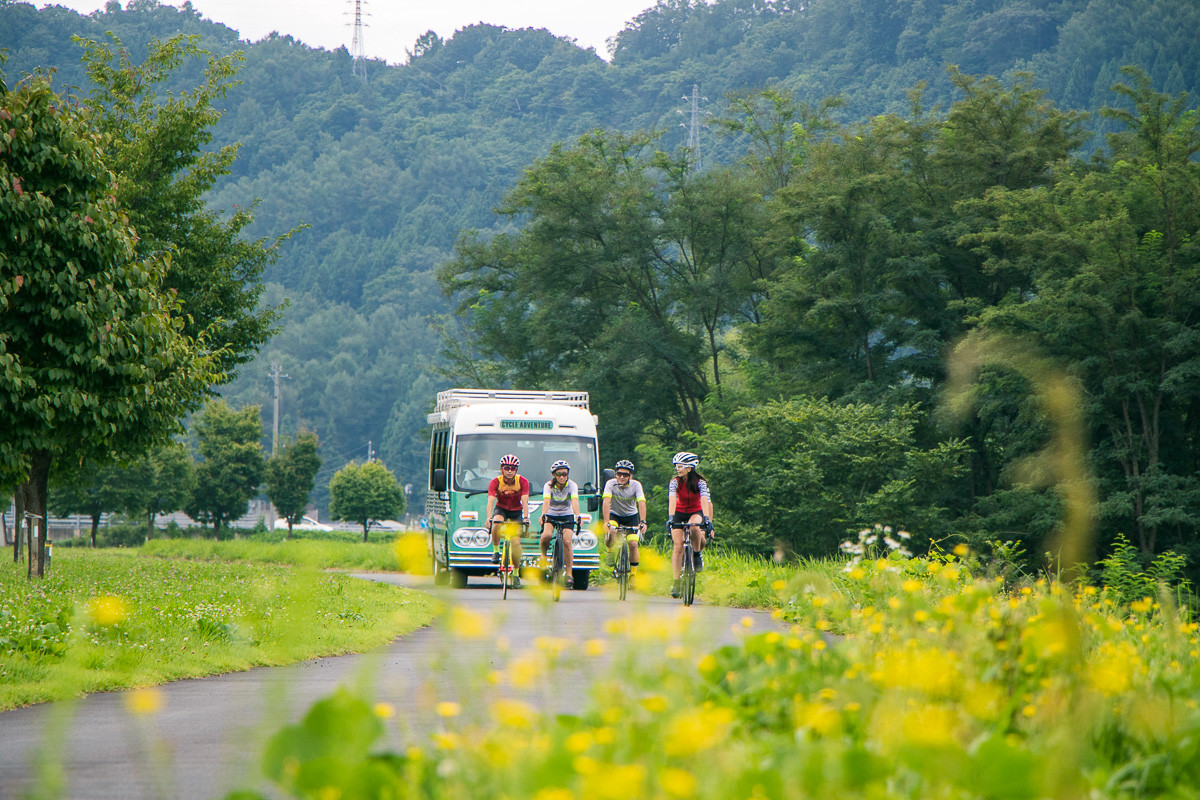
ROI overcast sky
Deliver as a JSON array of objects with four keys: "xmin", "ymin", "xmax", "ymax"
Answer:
[{"xmin": 39, "ymin": 0, "xmax": 659, "ymax": 63}]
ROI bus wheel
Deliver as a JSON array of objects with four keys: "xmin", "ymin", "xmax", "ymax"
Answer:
[
  {"xmin": 571, "ymin": 569, "xmax": 590, "ymax": 590},
  {"xmin": 450, "ymin": 568, "xmax": 468, "ymax": 589}
]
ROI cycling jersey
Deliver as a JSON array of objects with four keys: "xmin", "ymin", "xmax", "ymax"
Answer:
[
  {"xmin": 602, "ymin": 478, "xmax": 645, "ymax": 518},
  {"xmin": 542, "ymin": 479, "xmax": 579, "ymax": 516},
  {"xmin": 489, "ymin": 474, "xmax": 530, "ymax": 512},
  {"xmin": 668, "ymin": 476, "xmax": 709, "ymax": 515}
]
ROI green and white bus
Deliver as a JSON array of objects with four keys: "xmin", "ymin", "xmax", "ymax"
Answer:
[{"xmin": 426, "ymin": 388, "xmax": 602, "ymax": 589}]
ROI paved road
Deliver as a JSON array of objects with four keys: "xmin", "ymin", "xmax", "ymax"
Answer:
[{"xmin": 0, "ymin": 574, "xmax": 774, "ymax": 800}]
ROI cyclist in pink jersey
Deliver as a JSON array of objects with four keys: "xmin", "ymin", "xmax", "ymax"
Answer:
[{"xmin": 666, "ymin": 451, "xmax": 713, "ymax": 598}]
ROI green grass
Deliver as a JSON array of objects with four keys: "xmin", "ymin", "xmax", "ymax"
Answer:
[
  {"xmin": 141, "ymin": 536, "xmax": 406, "ymax": 571},
  {"xmin": 0, "ymin": 548, "xmax": 437, "ymax": 710}
]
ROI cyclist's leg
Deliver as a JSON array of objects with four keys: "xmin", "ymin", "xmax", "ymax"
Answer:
[
  {"xmin": 540, "ymin": 521, "xmax": 552, "ymax": 560},
  {"xmin": 628, "ymin": 535, "xmax": 640, "ymax": 573},
  {"xmin": 563, "ymin": 527, "xmax": 574, "ymax": 573},
  {"xmin": 670, "ymin": 524, "xmax": 685, "ymax": 579}
]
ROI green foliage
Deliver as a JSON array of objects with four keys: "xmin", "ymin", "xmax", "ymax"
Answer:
[
  {"xmin": 77, "ymin": 31, "xmax": 289, "ymax": 382},
  {"xmin": 0, "ymin": 71, "xmax": 215, "ymax": 489},
  {"xmin": 265, "ymin": 431, "xmax": 322, "ymax": 538},
  {"xmin": 185, "ymin": 400, "xmax": 265, "ymax": 534},
  {"xmin": 1096, "ymin": 533, "xmax": 1191, "ymax": 607},
  {"xmin": 0, "ymin": 605, "xmax": 70, "ymax": 659},
  {"xmin": 328, "ymin": 461, "xmax": 405, "ymax": 542},
  {"xmin": 699, "ymin": 398, "xmax": 969, "ymax": 557}
]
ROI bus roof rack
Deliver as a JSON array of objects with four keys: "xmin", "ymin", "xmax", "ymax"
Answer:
[{"xmin": 434, "ymin": 388, "xmax": 590, "ymax": 412}]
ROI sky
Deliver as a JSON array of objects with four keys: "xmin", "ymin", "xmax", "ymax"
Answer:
[{"xmin": 38, "ymin": 0, "xmax": 660, "ymax": 63}]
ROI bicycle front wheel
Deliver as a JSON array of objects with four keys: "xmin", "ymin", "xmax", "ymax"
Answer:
[
  {"xmin": 501, "ymin": 540, "xmax": 510, "ymax": 599},
  {"xmin": 551, "ymin": 535, "xmax": 565, "ymax": 602},
  {"xmin": 681, "ymin": 545, "xmax": 696, "ymax": 606},
  {"xmin": 617, "ymin": 542, "xmax": 629, "ymax": 601}
]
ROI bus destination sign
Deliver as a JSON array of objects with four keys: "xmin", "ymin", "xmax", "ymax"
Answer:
[{"xmin": 500, "ymin": 419, "xmax": 554, "ymax": 430}]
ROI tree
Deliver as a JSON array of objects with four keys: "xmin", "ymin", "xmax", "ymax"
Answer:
[
  {"xmin": 50, "ymin": 461, "xmax": 148, "ymax": 547},
  {"xmin": 264, "ymin": 431, "xmax": 321, "ymax": 539},
  {"xmin": 328, "ymin": 461, "xmax": 404, "ymax": 542},
  {"xmin": 1, "ymin": 72, "xmax": 215, "ymax": 575},
  {"xmin": 969, "ymin": 68, "xmax": 1200, "ymax": 559},
  {"xmin": 185, "ymin": 401, "xmax": 264, "ymax": 535},
  {"xmin": 77, "ymin": 32, "xmax": 292, "ymax": 383},
  {"xmin": 136, "ymin": 443, "xmax": 195, "ymax": 541}
]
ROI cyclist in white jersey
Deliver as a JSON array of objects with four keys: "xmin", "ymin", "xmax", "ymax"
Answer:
[
  {"xmin": 601, "ymin": 459, "xmax": 647, "ymax": 579},
  {"xmin": 540, "ymin": 460, "xmax": 581, "ymax": 587}
]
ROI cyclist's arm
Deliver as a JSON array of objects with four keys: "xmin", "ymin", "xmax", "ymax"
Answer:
[
  {"xmin": 601, "ymin": 496, "xmax": 612, "ymax": 526},
  {"xmin": 484, "ymin": 488, "xmax": 497, "ymax": 525},
  {"xmin": 667, "ymin": 477, "xmax": 678, "ymax": 518},
  {"xmin": 637, "ymin": 498, "xmax": 648, "ymax": 527}
]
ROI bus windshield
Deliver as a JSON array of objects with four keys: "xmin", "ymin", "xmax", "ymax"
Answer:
[{"xmin": 453, "ymin": 434, "xmax": 598, "ymax": 493}]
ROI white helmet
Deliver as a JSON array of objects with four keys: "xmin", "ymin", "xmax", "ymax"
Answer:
[{"xmin": 672, "ymin": 452, "xmax": 699, "ymax": 468}]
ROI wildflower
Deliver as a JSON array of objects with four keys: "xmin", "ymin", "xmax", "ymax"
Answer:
[
  {"xmin": 87, "ymin": 595, "xmax": 129, "ymax": 627},
  {"xmin": 532, "ymin": 789, "xmax": 575, "ymax": 800},
  {"xmin": 374, "ymin": 702, "xmax": 396, "ymax": 719},
  {"xmin": 436, "ymin": 701, "xmax": 461, "ymax": 718},
  {"xmin": 660, "ymin": 768, "xmax": 698, "ymax": 798},
  {"xmin": 953, "ymin": 544, "xmax": 970, "ymax": 557},
  {"xmin": 124, "ymin": 687, "xmax": 164, "ymax": 715},
  {"xmin": 641, "ymin": 694, "xmax": 668, "ymax": 713},
  {"xmin": 565, "ymin": 731, "xmax": 593, "ymax": 754},
  {"xmin": 664, "ymin": 705, "xmax": 736, "ymax": 756},
  {"xmin": 447, "ymin": 607, "xmax": 491, "ymax": 638},
  {"xmin": 492, "ymin": 698, "xmax": 537, "ymax": 728},
  {"xmin": 584, "ymin": 638, "xmax": 607, "ymax": 657}
]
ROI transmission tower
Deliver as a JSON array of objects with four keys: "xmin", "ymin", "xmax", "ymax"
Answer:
[
  {"xmin": 349, "ymin": 0, "xmax": 368, "ymax": 82},
  {"xmin": 683, "ymin": 83, "xmax": 707, "ymax": 173}
]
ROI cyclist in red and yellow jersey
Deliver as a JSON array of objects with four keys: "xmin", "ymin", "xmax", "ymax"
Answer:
[
  {"xmin": 486, "ymin": 454, "xmax": 530, "ymax": 580},
  {"xmin": 666, "ymin": 451, "xmax": 713, "ymax": 598}
]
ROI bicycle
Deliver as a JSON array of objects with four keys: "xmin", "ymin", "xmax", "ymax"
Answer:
[
  {"xmin": 544, "ymin": 518, "xmax": 576, "ymax": 602},
  {"xmin": 669, "ymin": 518, "xmax": 712, "ymax": 607},
  {"xmin": 609, "ymin": 525, "xmax": 639, "ymax": 601},
  {"xmin": 494, "ymin": 521, "xmax": 525, "ymax": 599}
]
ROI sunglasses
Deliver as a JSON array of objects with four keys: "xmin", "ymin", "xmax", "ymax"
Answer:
[
  {"xmin": 501, "ymin": 465, "xmax": 517, "ymax": 471},
  {"xmin": 616, "ymin": 472, "xmax": 632, "ymax": 478},
  {"xmin": 553, "ymin": 471, "xmax": 569, "ymax": 478}
]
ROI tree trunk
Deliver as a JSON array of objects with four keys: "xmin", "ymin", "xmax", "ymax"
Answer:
[
  {"xmin": 21, "ymin": 450, "xmax": 52, "ymax": 578},
  {"xmin": 362, "ymin": 523, "xmax": 369, "ymax": 543},
  {"xmin": 13, "ymin": 485, "xmax": 24, "ymax": 564},
  {"xmin": 90, "ymin": 513, "xmax": 101, "ymax": 548}
]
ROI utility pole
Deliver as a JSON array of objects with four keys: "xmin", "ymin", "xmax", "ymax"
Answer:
[
  {"xmin": 349, "ymin": 0, "xmax": 368, "ymax": 82},
  {"xmin": 270, "ymin": 361, "xmax": 289, "ymax": 455},
  {"xmin": 366, "ymin": 440, "xmax": 375, "ymax": 462}
]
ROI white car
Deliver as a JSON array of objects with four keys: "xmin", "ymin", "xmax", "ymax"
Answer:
[{"xmin": 274, "ymin": 515, "xmax": 333, "ymax": 532}]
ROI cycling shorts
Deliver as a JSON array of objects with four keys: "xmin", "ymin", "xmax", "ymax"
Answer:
[
  {"xmin": 542, "ymin": 514, "xmax": 576, "ymax": 529},
  {"xmin": 493, "ymin": 508, "xmax": 524, "ymax": 522},
  {"xmin": 610, "ymin": 513, "xmax": 641, "ymax": 528}
]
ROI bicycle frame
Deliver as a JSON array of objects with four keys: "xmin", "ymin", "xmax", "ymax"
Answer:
[{"xmin": 611, "ymin": 525, "xmax": 639, "ymax": 601}]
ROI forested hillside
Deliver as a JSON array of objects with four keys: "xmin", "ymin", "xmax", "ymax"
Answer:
[{"xmin": 2, "ymin": 0, "xmax": 1197, "ymax": 528}]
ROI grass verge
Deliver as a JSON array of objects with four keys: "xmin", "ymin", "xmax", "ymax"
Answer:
[{"xmin": 0, "ymin": 548, "xmax": 437, "ymax": 710}]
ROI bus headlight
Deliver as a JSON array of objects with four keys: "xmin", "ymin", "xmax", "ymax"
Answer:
[
  {"xmin": 452, "ymin": 528, "xmax": 492, "ymax": 548},
  {"xmin": 574, "ymin": 531, "xmax": 598, "ymax": 550}
]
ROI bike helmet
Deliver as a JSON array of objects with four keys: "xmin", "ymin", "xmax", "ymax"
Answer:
[
  {"xmin": 614, "ymin": 459, "xmax": 635, "ymax": 473},
  {"xmin": 500, "ymin": 454, "xmax": 520, "ymax": 468},
  {"xmin": 672, "ymin": 451, "xmax": 700, "ymax": 468},
  {"xmin": 550, "ymin": 460, "xmax": 571, "ymax": 473}
]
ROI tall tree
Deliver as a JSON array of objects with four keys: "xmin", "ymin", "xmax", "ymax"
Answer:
[
  {"xmin": 264, "ymin": 431, "xmax": 321, "ymax": 540},
  {"xmin": 50, "ymin": 461, "xmax": 148, "ymax": 547},
  {"xmin": 136, "ymin": 442, "xmax": 195, "ymax": 541},
  {"xmin": 77, "ymin": 32, "xmax": 292, "ymax": 382},
  {"xmin": 969, "ymin": 67, "xmax": 1200, "ymax": 558},
  {"xmin": 185, "ymin": 400, "xmax": 264, "ymax": 535},
  {"xmin": 328, "ymin": 460, "xmax": 404, "ymax": 542},
  {"xmin": 1, "ymin": 71, "xmax": 215, "ymax": 575}
]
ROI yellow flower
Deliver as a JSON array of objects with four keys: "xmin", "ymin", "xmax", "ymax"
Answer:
[
  {"xmin": 584, "ymin": 638, "xmax": 607, "ymax": 657},
  {"xmin": 436, "ymin": 701, "xmax": 461, "ymax": 718},
  {"xmin": 641, "ymin": 694, "xmax": 668, "ymax": 713},
  {"xmin": 902, "ymin": 579, "xmax": 922, "ymax": 593},
  {"xmin": 432, "ymin": 732, "xmax": 460, "ymax": 750},
  {"xmin": 583, "ymin": 763, "xmax": 646, "ymax": 800},
  {"xmin": 373, "ymin": 702, "xmax": 396, "ymax": 719},
  {"xmin": 86, "ymin": 595, "xmax": 129, "ymax": 627},
  {"xmin": 663, "ymin": 705, "xmax": 736, "ymax": 756},
  {"xmin": 660, "ymin": 768, "xmax": 698, "ymax": 798},
  {"xmin": 393, "ymin": 534, "xmax": 432, "ymax": 574},
  {"xmin": 953, "ymin": 544, "xmax": 970, "ymax": 557},
  {"xmin": 448, "ymin": 607, "xmax": 491, "ymax": 638},
  {"xmin": 740, "ymin": 615, "xmax": 755, "ymax": 628},
  {"xmin": 565, "ymin": 731, "xmax": 593, "ymax": 754},
  {"xmin": 532, "ymin": 789, "xmax": 575, "ymax": 800},
  {"xmin": 510, "ymin": 651, "xmax": 544, "ymax": 689},
  {"xmin": 492, "ymin": 698, "xmax": 537, "ymax": 729},
  {"xmin": 1130, "ymin": 597, "xmax": 1153, "ymax": 614},
  {"xmin": 123, "ymin": 687, "xmax": 164, "ymax": 716}
]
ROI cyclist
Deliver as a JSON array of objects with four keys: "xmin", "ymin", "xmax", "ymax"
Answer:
[
  {"xmin": 602, "ymin": 459, "xmax": 647, "ymax": 580},
  {"xmin": 540, "ymin": 460, "xmax": 581, "ymax": 588},
  {"xmin": 486, "ymin": 454, "xmax": 530, "ymax": 585},
  {"xmin": 666, "ymin": 451, "xmax": 713, "ymax": 598}
]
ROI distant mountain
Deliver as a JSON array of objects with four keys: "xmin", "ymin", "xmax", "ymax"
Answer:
[{"xmin": 3, "ymin": 0, "xmax": 1196, "ymax": 510}]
